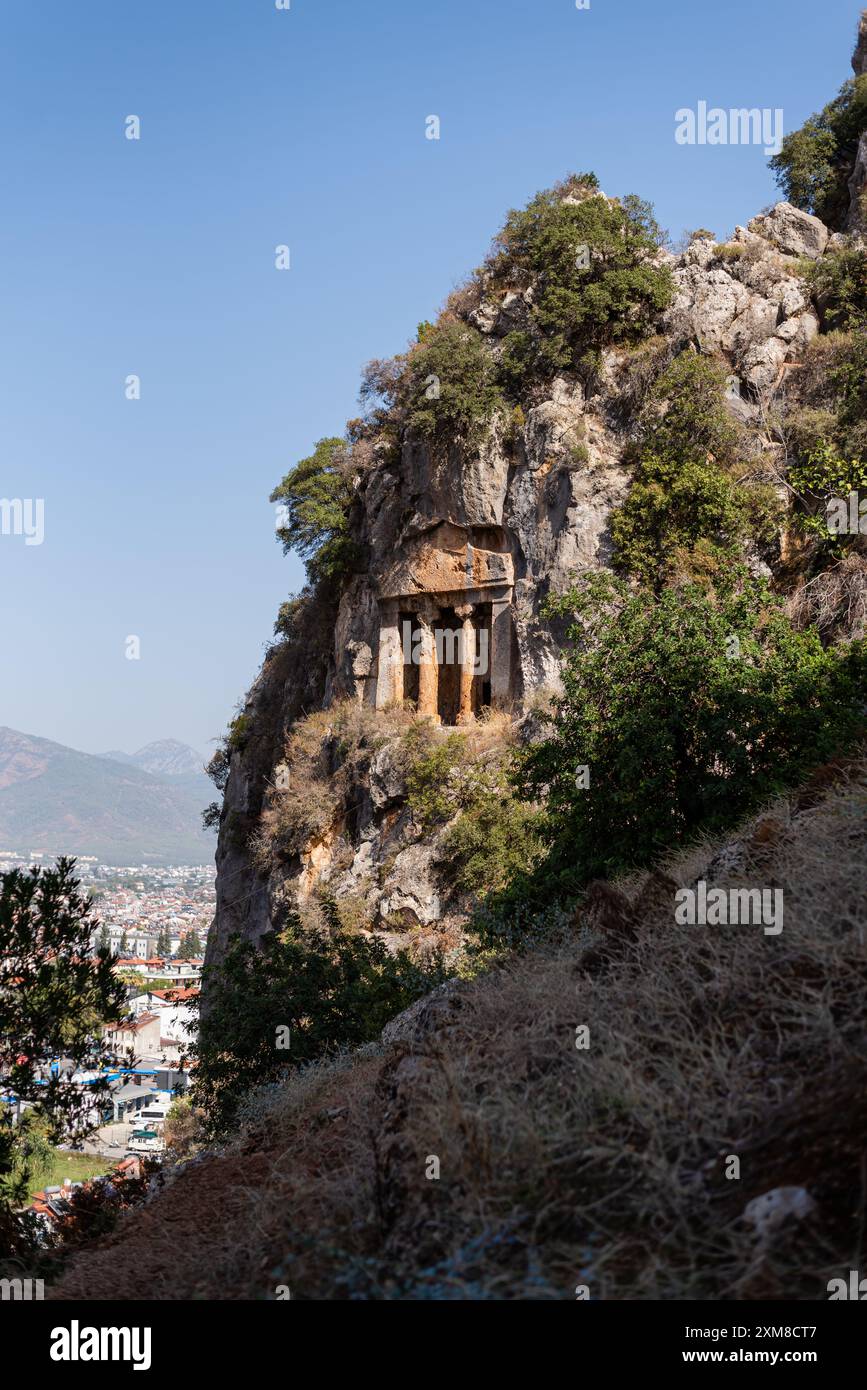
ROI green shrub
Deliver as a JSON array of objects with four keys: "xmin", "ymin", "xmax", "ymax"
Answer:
[
  {"xmin": 789, "ymin": 439, "xmax": 867, "ymax": 537},
  {"xmin": 784, "ymin": 406, "xmax": 840, "ymax": 461},
  {"xmin": 807, "ymin": 243, "xmax": 867, "ymax": 332},
  {"xmin": 613, "ymin": 334, "xmax": 674, "ymax": 417},
  {"xmin": 190, "ymin": 918, "xmax": 451, "ymax": 1139},
  {"xmin": 504, "ymin": 403, "xmax": 526, "ymax": 444},
  {"xmin": 611, "ymin": 353, "xmax": 766, "ymax": 585},
  {"xmin": 227, "ymin": 713, "xmax": 251, "ymax": 751},
  {"xmin": 440, "ymin": 781, "xmax": 546, "ymax": 897},
  {"xmin": 271, "ymin": 436, "xmax": 360, "ymax": 586},
  {"xmin": 714, "ymin": 242, "xmax": 745, "ymax": 262},
  {"xmin": 405, "ymin": 731, "xmax": 468, "ymax": 830},
  {"xmin": 829, "ymin": 329, "xmax": 867, "ymax": 459},
  {"xmin": 512, "ymin": 570, "xmax": 867, "ymax": 902},
  {"xmin": 403, "ymin": 725, "xmax": 545, "ymax": 899},
  {"xmin": 769, "ymin": 73, "xmax": 867, "ymax": 229},
  {"xmin": 789, "ymin": 439, "xmax": 867, "ymax": 500},
  {"xmin": 404, "ymin": 321, "xmax": 503, "ymax": 454},
  {"xmin": 635, "ymin": 352, "xmax": 739, "ymax": 465},
  {"xmin": 487, "ymin": 182, "xmax": 673, "ymax": 385}
]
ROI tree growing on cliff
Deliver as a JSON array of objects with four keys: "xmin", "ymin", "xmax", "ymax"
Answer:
[
  {"xmin": 510, "ymin": 570, "xmax": 867, "ymax": 902},
  {"xmin": 769, "ymin": 73, "xmax": 867, "ymax": 229},
  {"xmin": 611, "ymin": 353, "xmax": 779, "ymax": 586},
  {"xmin": 271, "ymin": 436, "xmax": 360, "ymax": 586},
  {"xmin": 487, "ymin": 178, "xmax": 674, "ymax": 387}
]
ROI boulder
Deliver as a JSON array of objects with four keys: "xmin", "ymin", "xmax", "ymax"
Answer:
[
  {"xmin": 369, "ymin": 744, "xmax": 406, "ymax": 810},
  {"xmin": 381, "ymin": 979, "xmax": 467, "ymax": 1047},
  {"xmin": 722, "ymin": 295, "xmax": 780, "ymax": 355},
  {"xmin": 671, "ymin": 267, "xmax": 750, "ymax": 350},
  {"xmin": 748, "ymin": 203, "xmax": 829, "ymax": 260},
  {"xmin": 522, "ymin": 380, "xmax": 585, "ymax": 472},
  {"xmin": 741, "ymin": 336, "xmax": 788, "ymax": 392},
  {"xmin": 380, "ymin": 843, "xmax": 442, "ymax": 926}
]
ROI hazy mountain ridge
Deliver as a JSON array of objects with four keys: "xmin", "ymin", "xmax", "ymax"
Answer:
[
  {"xmin": 0, "ymin": 728, "xmax": 214, "ymax": 865},
  {"xmin": 101, "ymin": 738, "xmax": 206, "ymax": 779}
]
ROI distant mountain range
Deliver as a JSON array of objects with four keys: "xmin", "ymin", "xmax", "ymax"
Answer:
[
  {"xmin": 0, "ymin": 729, "xmax": 216, "ymax": 866},
  {"xmin": 102, "ymin": 738, "xmax": 207, "ymax": 780}
]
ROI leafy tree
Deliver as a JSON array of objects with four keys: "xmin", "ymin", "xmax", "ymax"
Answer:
[
  {"xmin": 769, "ymin": 74, "xmax": 867, "ymax": 229},
  {"xmin": 155, "ymin": 926, "xmax": 172, "ymax": 957},
  {"xmin": 163, "ymin": 1096, "xmax": 203, "ymax": 1160},
  {"xmin": 189, "ymin": 917, "xmax": 450, "ymax": 1138},
  {"xmin": 508, "ymin": 571, "xmax": 867, "ymax": 907},
  {"xmin": 788, "ymin": 440, "xmax": 867, "ymax": 538},
  {"xmin": 0, "ymin": 860, "xmax": 126, "ymax": 1255},
  {"xmin": 828, "ymin": 328, "xmax": 867, "ymax": 461},
  {"xmin": 440, "ymin": 778, "xmax": 546, "ymax": 897},
  {"xmin": 611, "ymin": 353, "xmax": 776, "ymax": 586},
  {"xmin": 487, "ymin": 180, "xmax": 673, "ymax": 386},
  {"xmin": 177, "ymin": 929, "xmax": 202, "ymax": 960},
  {"xmin": 807, "ymin": 242, "xmax": 867, "ymax": 332},
  {"xmin": 271, "ymin": 436, "xmax": 360, "ymax": 586},
  {"xmin": 118, "ymin": 930, "xmax": 129, "ymax": 956},
  {"xmin": 405, "ymin": 321, "xmax": 503, "ymax": 453}
]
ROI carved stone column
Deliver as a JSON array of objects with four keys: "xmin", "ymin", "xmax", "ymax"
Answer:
[
  {"xmin": 415, "ymin": 602, "xmax": 440, "ymax": 721},
  {"xmin": 454, "ymin": 603, "xmax": 476, "ymax": 723},
  {"xmin": 374, "ymin": 602, "xmax": 403, "ymax": 710},
  {"xmin": 490, "ymin": 592, "xmax": 512, "ymax": 709}
]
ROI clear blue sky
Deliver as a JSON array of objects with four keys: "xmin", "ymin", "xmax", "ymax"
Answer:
[{"xmin": 0, "ymin": 0, "xmax": 860, "ymax": 759}]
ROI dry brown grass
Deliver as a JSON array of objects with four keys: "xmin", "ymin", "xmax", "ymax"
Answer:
[
  {"xmin": 51, "ymin": 760, "xmax": 867, "ymax": 1301},
  {"xmin": 786, "ymin": 548, "xmax": 867, "ymax": 641},
  {"xmin": 251, "ymin": 701, "xmax": 419, "ymax": 868},
  {"xmin": 252, "ymin": 701, "xmax": 518, "ymax": 874}
]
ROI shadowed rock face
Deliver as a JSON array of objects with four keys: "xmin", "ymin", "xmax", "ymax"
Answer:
[
  {"xmin": 847, "ymin": 12, "xmax": 867, "ymax": 233},
  {"xmin": 853, "ymin": 9, "xmax": 867, "ymax": 78}
]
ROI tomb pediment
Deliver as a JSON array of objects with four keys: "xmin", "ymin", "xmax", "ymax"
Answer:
[{"xmin": 379, "ymin": 522, "xmax": 513, "ymax": 600}]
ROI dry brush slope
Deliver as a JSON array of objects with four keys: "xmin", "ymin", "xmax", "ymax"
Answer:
[{"xmin": 52, "ymin": 757, "xmax": 867, "ymax": 1300}]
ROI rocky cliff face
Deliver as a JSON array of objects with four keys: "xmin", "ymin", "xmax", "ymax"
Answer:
[
  {"xmin": 206, "ymin": 23, "xmax": 867, "ymax": 976},
  {"xmin": 848, "ymin": 11, "xmax": 867, "ymax": 234},
  {"xmin": 207, "ymin": 208, "xmax": 841, "ymax": 972}
]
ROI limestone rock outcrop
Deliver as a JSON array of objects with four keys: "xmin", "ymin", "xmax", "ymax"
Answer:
[{"xmin": 207, "ymin": 184, "xmax": 848, "ymax": 970}]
